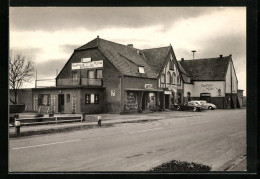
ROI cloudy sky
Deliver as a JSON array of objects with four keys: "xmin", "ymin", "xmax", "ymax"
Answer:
[{"xmin": 9, "ymin": 7, "xmax": 246, "ymax": 92}]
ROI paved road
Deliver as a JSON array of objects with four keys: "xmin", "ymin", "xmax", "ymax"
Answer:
[{"xmin": 9, "ymin": 109, "xmax": 246, "ymax": 172}]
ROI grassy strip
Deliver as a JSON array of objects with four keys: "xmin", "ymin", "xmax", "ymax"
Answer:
[{"xmin": 149, "ymin": 160, "xmax": 211, "ymax": 172}]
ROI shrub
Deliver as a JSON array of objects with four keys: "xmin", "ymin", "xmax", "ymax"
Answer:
[{"xmin": 149, "ymin": 160, "xmax": 211, "ymax": 172}]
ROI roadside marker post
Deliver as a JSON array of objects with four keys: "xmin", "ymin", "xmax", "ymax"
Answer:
[
  {"xmin": 15, "ymin": 121, "xmax": 21, "ymax": 136},
  {"xmin": 97, "ymin": 116, "xmax": 101, "ymax": 126}
]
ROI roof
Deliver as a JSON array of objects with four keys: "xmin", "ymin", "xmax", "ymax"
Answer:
[
  {"xmin": 76, "ymin": 38, "xmax": 157, "ymax": 78},
  {"xmin": 142, "ymin": 46, "xmax": 171, "ymax": 75},
  {"xmin": 178, "ymin": 56, "xmax": 231, "ymax": 81}
]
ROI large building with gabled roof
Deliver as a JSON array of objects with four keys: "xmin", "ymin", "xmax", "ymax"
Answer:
[{"xmin": 178, "ymin": 55, "xmax": 240, "ymax": 109}]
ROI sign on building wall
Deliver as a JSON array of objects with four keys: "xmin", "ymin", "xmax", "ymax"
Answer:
[
  {"xmin": 164, "ymin": 91, "xmax": 171, "ymax": 94},
  {"xmin": 199, "ymin": 83, "xmax": 223, "ymax": 96},
  {"xmin": 111, "ymin": 90, "xmax": 116, "ymax": 96},
  {"xmin": 144, "ymin": 84, "xmax": 153, "ymax": 89},
  {"xmin": 72, "ymin": 60, "xmax": 103, "ymax": 70},
  {"xmin": 81, "ymin": 57, "xmax": 91, "ymax": 63}
]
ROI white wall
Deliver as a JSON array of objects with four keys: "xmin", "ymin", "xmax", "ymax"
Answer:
[
  {"xmin": 225, "ymin": 61, "xmax": 238, "ymax": 94},
  {"xmin": 192, "ymin": 81, "xmax": 225, "ymax": 97}
]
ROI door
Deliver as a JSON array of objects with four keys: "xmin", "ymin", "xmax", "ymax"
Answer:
[
  {"xmin": 165, "ymin": 95, "xmax": 170, "ymax": 109},
  {"xmin": 141, "ymin": 92, "xmax": 147, "ymax": 111},
  {"xmin": 200, "ymin": 93, "xmax": 211, "ymax": 103},
  {"xmin": 58, "ymin": 94, "xmax": 64, "ymax": 113}
]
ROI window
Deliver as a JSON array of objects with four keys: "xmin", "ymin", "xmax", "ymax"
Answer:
[
  {"xmin": 138, "ymin": 66, "xmax": 145, "ymax": 74},
  {"xmin": 169, "ymin": 61, "xmax": 174, "ymax": 70},
  {"xmin": 88, "ymin": 70, "xmax": 95, "ymax": 79},
  {"xmin": 177, "ymin": 76, "xmax": 180, "ymax": 85},
  {"xmin": 172, "ymin": 72, "xmax": 176, "ymax": 84},
  {"xmin": 96, "ymin": 69, "xmax": 103, "ymax": 79},
  {"xmin": 85, "ymin": 94, "xmax": 99, "ymax": 104},
  {"xmin": 66, "ymin": 94, "xmax": 70, "ymax": 102},
  {"xmin": 126, "ymin": 92, "xmax": 138, "ymax": 109},
  {"xmin": 161, "ymin": 74, "xmax": 165, "ymax": 83},
  {"xmin": 38, "ymin": 94, "xmax": 50, "ymax": 106},
  {"xmin": 166, "ymin": 71, "xmax": 171, "ymax": 84},
  {"xmin": 72, "ymin": 71, "xmax": 78, "ymax": 81},
  {"xmin": 94, "ymin": 94, "xmax": 99, "ymax": 104},
  {"xmin": 85, "ymin": 94, "xmax": 90, "ymax": 104}
]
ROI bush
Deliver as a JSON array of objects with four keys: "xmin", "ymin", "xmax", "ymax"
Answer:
[{"xmin": 149, "ymin": 160, "xmax": 211, "ymax": 172}]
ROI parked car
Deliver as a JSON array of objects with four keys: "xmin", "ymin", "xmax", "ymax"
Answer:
[
  {"xmin": 188, "ymin": 100, "xmax": 207, "ymax": 109},
  {"xmin": 198, "ymin": 100, "xmax": 217, "ymax": 110},
  {"xmin": 174, "ymin": 101, "xmax": 202, "ymax": 112}
]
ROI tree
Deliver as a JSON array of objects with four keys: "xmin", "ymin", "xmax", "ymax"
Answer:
[{"xmin": 9, "ymin": 54, "xmax": 35, "ymax": 104}]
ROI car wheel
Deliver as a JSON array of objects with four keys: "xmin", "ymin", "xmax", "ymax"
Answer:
[
  {"xmin": 208, "ymin": 106, "xmax": 213, "ymax": 110},
  {"xmin": 193, "ymin": 107, "xmax": 197, "ymax": 112}
]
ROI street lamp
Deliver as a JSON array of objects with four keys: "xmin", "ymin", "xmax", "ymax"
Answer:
[{"xmin": 191, "ymin": 50, "xmax": 197, "ymax": 60}]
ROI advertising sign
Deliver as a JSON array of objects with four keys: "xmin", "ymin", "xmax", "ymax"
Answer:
[
  {"xmin": 72, "ymin": 60, "xmax": 103, "ymax": 70},
  {"xmin": 164, "ymin": 91, "xmax": 171, "ymax": 94}
]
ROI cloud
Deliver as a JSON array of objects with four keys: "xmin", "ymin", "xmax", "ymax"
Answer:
[
  {"xmin": 10, "ymin": 7, "xmax": 225, "ymax": 32},
  {"xmin": 10, "ymin": 47, "xmax": 42, "ymax": 61},
  {"xmin": 35, "ymin": 59, "xmax": 67, "ymax": 77},
  {"xmin": 60, "ymin": 44, "xmax": 80, "ymax": 53}
]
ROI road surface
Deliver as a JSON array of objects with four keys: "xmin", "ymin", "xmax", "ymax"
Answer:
[{"xmin": 9, "ymin": 109, "xmax": 246, "ymax": 172}]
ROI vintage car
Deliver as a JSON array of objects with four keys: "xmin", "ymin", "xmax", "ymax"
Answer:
[
  {"xmin": 198, "ymin": 100, "xmax": 217, "ymax": 110},
  {"xmin": 174, "ymin": 101, "xmax": 202, "ymax": 112}
]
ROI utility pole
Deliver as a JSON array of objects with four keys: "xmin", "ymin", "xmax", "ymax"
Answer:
[
  {"xmin": 35, "ymin": 71, "xmax": 37, "ymax": 88},
  {"xmin": 191, "ymin": 50, "xmax": 197, "ymax": 60}
]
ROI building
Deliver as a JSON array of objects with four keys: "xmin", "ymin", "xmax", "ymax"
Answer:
[
  {"xmin": 237, "ymin": 89, "xmax": 246, "ymax": 107},
  {"xmin": 11, "ymin": 37, "xmax": 242, "ymax": 113},
  {"xmin": 178, "ymin": 55, "xmax": 240, "ymax": 109}
]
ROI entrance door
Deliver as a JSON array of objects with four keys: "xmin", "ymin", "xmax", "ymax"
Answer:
[
  {"xmin": 142, "ymin": 92, "xmax": 147, "ymax": 111},
  {"xmin": 58, "ymin": 94, "xmax": 64, "ymax": 113},
  {"xmin": 165, "ymin": 95, "xmax": 170, "ymax": 109},
  {"xmin": 200, "ymin": 93, "xmax": 211, "ymax": 103}
]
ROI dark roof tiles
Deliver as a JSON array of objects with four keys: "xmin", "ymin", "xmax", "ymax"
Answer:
[{"xmin": 178, "ymin": 56, "xmax": 231, "ymax": 81}]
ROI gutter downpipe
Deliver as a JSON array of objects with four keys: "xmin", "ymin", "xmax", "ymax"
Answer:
[{"xmin": 120, "ymin": 73, "xmax": 124, "ymax": 114}]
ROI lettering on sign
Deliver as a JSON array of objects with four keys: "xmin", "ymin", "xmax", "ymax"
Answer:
[
  {"xmin": 144, "ymin": 84, "xmax": 153, "ymax": 89},
  {"xmin": 111, "ymin": 90, "xmax": 116, "ymax": 96},
  {"xmin": 72, "ymin": 60, "xmax": 103, "ymax": 70},
  {"xmin": 201, "ymin": 83, "xmax": 214, "ymax": 91},
  {"xmin": 81, "ymin": 57, "xmax": 91, "ymax": 63}
]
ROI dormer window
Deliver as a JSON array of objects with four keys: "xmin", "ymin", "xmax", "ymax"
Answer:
[{"xmin": 138, "ymin": 66, "xmax": 145, "ymax": 74}]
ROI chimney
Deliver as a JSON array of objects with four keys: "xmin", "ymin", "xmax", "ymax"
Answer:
[
  {"xmin": 219, "ymin": 55, "xmax": 223, "ymax": 58},
  {"xmin": 181, "ymin": 58, "xmax": 184, "ymax": 61},
  {"xmin": 97, "ymin": 35, "xmax": 99, "ymax": 46},
  {"xmin": 127, "ymin": 44, "xmax": 133, "ymax": 48}
]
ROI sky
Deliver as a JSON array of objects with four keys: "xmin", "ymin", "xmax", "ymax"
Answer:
[{"xmin": 9, "ymin": 7, "xmax": 246, "ymax": 93}]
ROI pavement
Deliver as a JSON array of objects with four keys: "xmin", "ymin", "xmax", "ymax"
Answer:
[
  {"xmin": 9, "ymin": 111, "xmax": 178, "ymax": 137},
  {"xmin": 9, "ymin": 109, "xmax": 247, "ymax": 172}
]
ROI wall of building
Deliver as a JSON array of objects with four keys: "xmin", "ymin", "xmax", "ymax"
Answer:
[
  {"xmin": 9, "ymin": 89, "xmax": 33, "ymax": 111},
  {"xmin": 32, "ymin": 88, "xmax": 81, "ymax": 114},
  {"xmin": 192, "ymin": 81, "xmax": 225, "ymax": 97},
  {"xmin": 80, "ymin": 88, "xmax": 104, "ymax": 114},
  {"xmin": 225, "ymin": 60, "xmax": 238, "ymax": 94},
  {"xmin": 101, "ymin": 52, "xmax": 121, "ymax": 113},
  {"xmin": 183, "ymin": 83, "xmax": 194, "ymax": 97}
]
